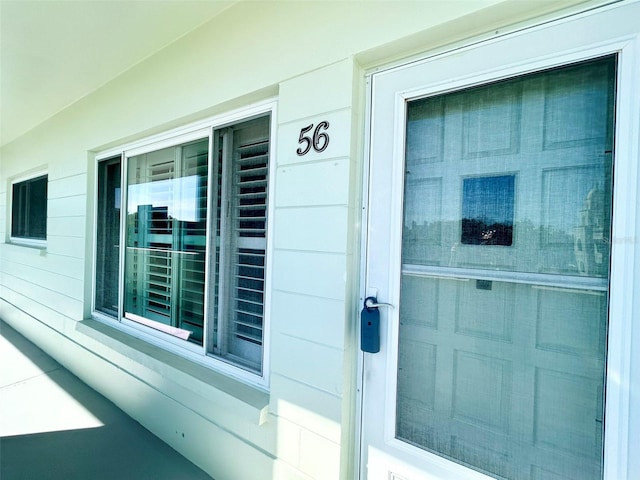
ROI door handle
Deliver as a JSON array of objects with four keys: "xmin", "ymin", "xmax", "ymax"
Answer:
[
  {"xmin": 364, "ymin": 297, "xmax": 395, "ymax": 310},
  {"xmin": 361, "ymin": 296, "xmax": 393, "ymax": 353}
]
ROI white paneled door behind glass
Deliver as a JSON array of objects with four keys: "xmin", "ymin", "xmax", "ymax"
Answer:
[{"xmin": 362, "ymin": 53, "xmax": 615, "ymax": 480}]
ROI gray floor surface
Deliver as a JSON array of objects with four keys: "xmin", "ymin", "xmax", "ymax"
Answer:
[{"xmin": 0, "ymin": 320, "xmax": 213, "ymax": 480}]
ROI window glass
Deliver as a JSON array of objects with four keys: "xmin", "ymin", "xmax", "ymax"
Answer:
[
  {"xmin": 95, "ymin": 111, "xmax": 272, "ymax": 379},
  {"xmin": 95, "ymin": 158, "xmax": 121, "ymax": 316},
  {"xmin": 403, "ymin": 57, "xmax": 614, "ymax": 277},
  {"xmin": 11, "ymin": 174, "xmax": 47, "ymax": 240},
  {"xmin": 124, "ymin": 138, "xmax": 209, "ymax": 344},
  {"xmin": 397, "ymin": 56, "xmax": 615, "ymax": 480}
]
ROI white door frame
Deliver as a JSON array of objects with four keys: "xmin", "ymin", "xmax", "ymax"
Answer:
[{"xmin": 357, "ymin": 1, "xmax": 640, "ymax": 478}]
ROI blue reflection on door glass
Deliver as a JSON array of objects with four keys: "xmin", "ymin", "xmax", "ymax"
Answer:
[{"xmin": 461, "ymin": 175, "xmax": 515, "ymax": 246}]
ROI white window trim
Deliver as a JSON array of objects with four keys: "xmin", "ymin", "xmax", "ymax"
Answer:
[
  {"xmin": 9, "ymin": 168, "xmax": 48, "ymax": 248},
  {"xmin": 92, "ymin": 99, "xmax": 277, "ymax": 389}
]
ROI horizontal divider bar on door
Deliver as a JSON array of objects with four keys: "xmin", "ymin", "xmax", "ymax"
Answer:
[{"xmin": 402, "ymin": 264, "xmax": 608, "ymax": 292}]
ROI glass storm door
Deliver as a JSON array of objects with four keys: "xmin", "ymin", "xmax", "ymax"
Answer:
[{"xmin": 361, "ymin": 35, "xmax": 618, "ymax": 480}]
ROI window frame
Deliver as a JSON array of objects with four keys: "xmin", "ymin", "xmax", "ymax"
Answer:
[
  {"xmin": 9, "ymin": 169, "xmax": 48, "ymax": 248},
  {"xmin": 94, "ymin": 155, "xmax": 122, "ymax": 318},
  {"xmin": 92, "ymin": 100, "xmax": 276, "ymax": 388}
]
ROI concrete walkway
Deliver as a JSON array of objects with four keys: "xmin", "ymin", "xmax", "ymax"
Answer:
[{"xmin": 0, "ymin": 321, "xmax": 213, "ymax": 480}]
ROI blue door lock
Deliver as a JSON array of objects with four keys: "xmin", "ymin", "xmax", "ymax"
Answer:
[
  {"xmin": 360, "ymin": 296, "xmax": 393, "ymax": 353},
  {"xmin": 360, "ymin": 296, "xmax": 381, "ymax": 353}
]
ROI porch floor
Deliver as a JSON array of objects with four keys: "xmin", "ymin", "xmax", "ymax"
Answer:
[{"xmin": 0, "ymin": 320, "xmax": 213, "ymax": 480}]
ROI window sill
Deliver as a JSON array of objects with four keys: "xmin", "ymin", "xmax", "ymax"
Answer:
[
  {"xmin": 76, "ymin": 318, "xmax": 269, "ymax": 425},
  {"xmin": 8, "ymin": 237, "xmax": 47, "ymax": 251}
]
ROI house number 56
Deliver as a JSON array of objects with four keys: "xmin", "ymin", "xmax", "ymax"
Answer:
[{"xmin": 296, "ymin": 121, "xmax": 330, "ymax": 156}]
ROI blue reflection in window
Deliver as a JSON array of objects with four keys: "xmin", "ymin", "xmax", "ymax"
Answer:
[{"xmin": 461, "ymin": 175, "xmax": 515, "ymax": 246}]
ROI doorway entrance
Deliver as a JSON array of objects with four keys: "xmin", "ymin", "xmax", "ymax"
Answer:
[{"xmin": 359, "ymin": 5, "xmax": 639, "ymax": 478}]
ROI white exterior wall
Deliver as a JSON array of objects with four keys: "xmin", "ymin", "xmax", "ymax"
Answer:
[{"xmin": 0, "ymin": 1, "xmax": 625, "ymax": 479}]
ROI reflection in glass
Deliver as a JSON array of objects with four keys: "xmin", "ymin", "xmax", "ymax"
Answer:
[
  {"xmin": 397, "ymin": 56, "xmax": 615, "ymax": 480},
  {"xmin": 11, "ymin": 175, "xmax": 47, "ymax": 239},
  {"xmin": 124, "ymin": 139, "xmax": 208, "ymax": 344},
  {"xmin": 461, "ymin": 175, "xmax": 514, "ymax": 246},
  {"xmin": 95, "ymin": 158, "xmax": 121, "ymax": 316},
  {"xmin": 402, "ymin": 56, "xmax": 615, "ymax": 277}
]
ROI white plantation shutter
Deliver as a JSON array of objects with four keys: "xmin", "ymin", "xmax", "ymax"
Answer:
[
  {"xmin": 112, "ymin": 112, "xmax": 271, "ymax": 378},
  {"xmin": 230, "ymin": 131, "xmax": 268, "ymax": 366},
  {"xmin": 215, "ymin": 117, "xmax": 270, "ymax": 373}
]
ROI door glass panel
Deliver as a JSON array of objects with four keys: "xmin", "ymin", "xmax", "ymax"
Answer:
[{"xmin": 397, "ymin": 56, "xmax": 615, "ymax": 480}]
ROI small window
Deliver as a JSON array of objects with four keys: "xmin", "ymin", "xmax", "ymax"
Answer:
[{"xmin": 11, "ymin": 174, "xmax": 48, "ymax": 242}]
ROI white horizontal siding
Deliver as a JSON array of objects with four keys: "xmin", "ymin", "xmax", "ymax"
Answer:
[
  {"xmin": 275, "ymin": 158, "xmax": 351, "ymax": 208},
  {"xmin": 48, "ymin": 195, "xmax": 87, "ymax": 218},
  {"xmin": 47, "ymin": 216, "xmax": 86, "ymax": 238},
  {"xmin": 49, "ymin": 154, "xmax": 92, "ymax": 180},
  {"xmin": 274, "ymin": 206, "xmax": 349, "ymax": 254},
  {"xmin": 272, "ymin": 250, "xmax": 347, "ymax": 301},
  {"xmin": 3, "ymin": 259, "xmax": 83, "ymax": 300},
  {"xmin": 266, "ymin": 59, "xmax": 356, "ymax": 479},
  {"xmin": 300, "ymin": 427, "xmax": 342, "ymax": 479},
  {"xmin": 1, "ymin": 275, "xmax": 83, "ymax": 319},
  {"xmin": 270, "ymin": 373, "xmax": 342, "ymax": 444},
  {"xmin": 277, "ymin": 109, "xmax": 352, "ymax": 166},
  {"xmin": 278, "ymin": 61, "xmax": 354, "ymax": 124},
  {"xmin": 0, "ymin": 284, "xmax": 82, "ymax": 326},
  {"xmin": 271, "ymin": 290, "xmax": 346, "ymax": 350},
  {"xmin": 272, "ymin": 460, "xmax": 315, "ymax": 480},
  {"xmin": 46, "ymin": 235, "xmax": 87, "ymax": 258},
  {"xmin": 2, "ymin": 243, "xmax": 84, "ymax": 278},
  {"xmin": 47, "ymin": 173, "xmax": 87, "ymax": 198},
  {"xmin": 271, "ymin": 332, "xmax": 344, "ymax": 396}
]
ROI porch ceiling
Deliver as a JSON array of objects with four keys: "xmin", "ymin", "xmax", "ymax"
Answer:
[{"xmin": 0, "ymin": 0, "xmax": 236, "ymax": 147}]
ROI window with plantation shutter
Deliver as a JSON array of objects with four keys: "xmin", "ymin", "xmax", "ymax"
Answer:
[
  {"xmin": 214, "ymin": 117, "xmax": 269, "ymax": 373},
  {"xmin": 124, "ymin": 138, "xmax": 208, "ymax": 343},
  {"xmin": 95, "ymin": 108, "xmax": 272, "ymax": 382}
]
